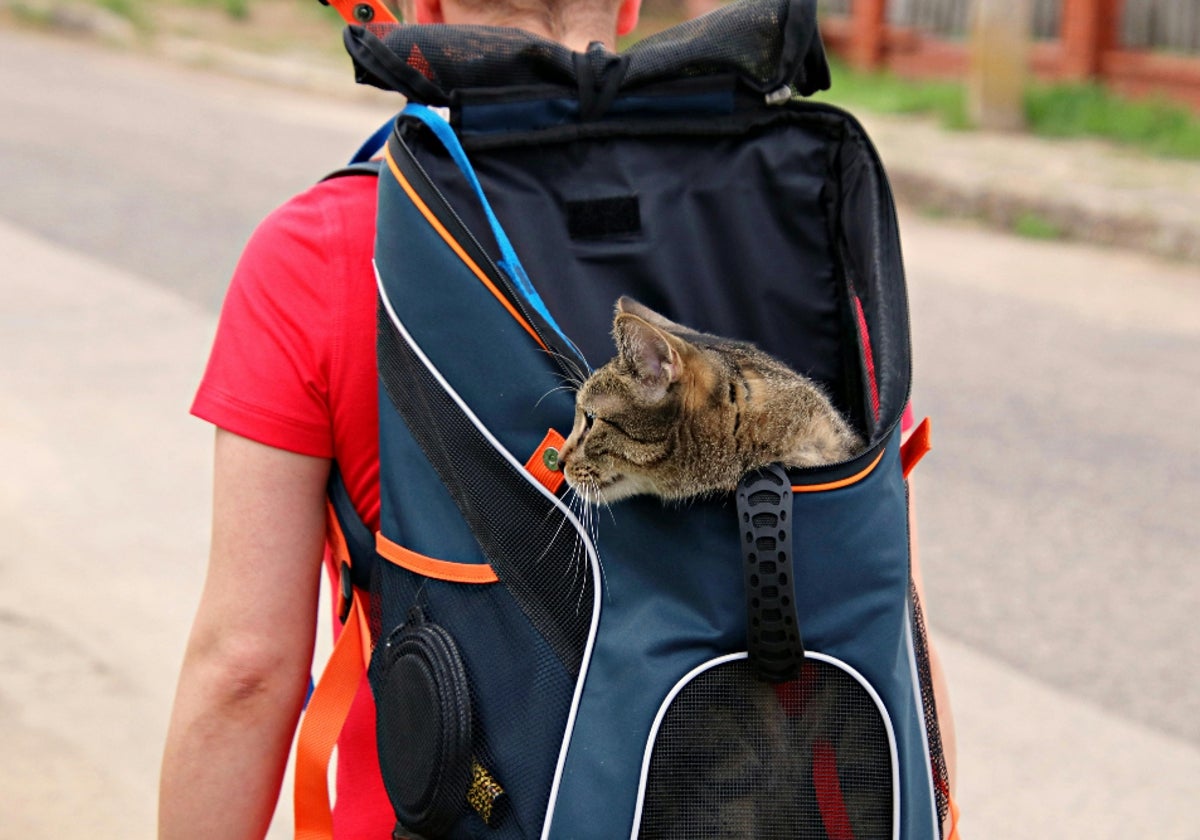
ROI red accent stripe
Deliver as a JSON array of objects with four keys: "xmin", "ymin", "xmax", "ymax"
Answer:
[
  {"xmin": 853, "ymin": 295, "xmax": 881, "ymax": 423},
  {"xmin": 813, "ymin": 738, "xmax": 855, "ymax": 840}
]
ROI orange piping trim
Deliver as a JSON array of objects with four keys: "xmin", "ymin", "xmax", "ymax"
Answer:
[
  {"xmin": 376, "ymin": 532, "xmax": 500, "ymax": 584},
  {"xmin": 383, "ymin": 144, "xmax": 548, "ymax": 352},
  {"xmin": 792, "ymin": 448, "xmax": 885, "ymax": 494}
]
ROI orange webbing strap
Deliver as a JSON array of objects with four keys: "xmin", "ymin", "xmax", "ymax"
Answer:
[
  {"xmin": 293, "ymin": 505, "xmax": 373, "ymax": 840},
  {"xmin": 945, "ymin": 793, "xmax": 962, "ymax": 840},
  {"xmin": 901, "ymin": 417, "xmax": 932, "ymax": 479},
  {"xmin": 524, "ymin": 429, "xmax": 566, "ymax": 494},
  {"xmin": 322, "ymin": 0, "xmax": 398, "ymax": 26}
]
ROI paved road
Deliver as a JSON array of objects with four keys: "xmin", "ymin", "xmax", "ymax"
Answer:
[{"xmin": 2, "ymin": 25, "xmax": 1198, "ymax": 839}]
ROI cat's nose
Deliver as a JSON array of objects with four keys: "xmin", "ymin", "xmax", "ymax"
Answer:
[{"xmin": 556, "ymin": 439, "xmax": 574, "ymax": 469}]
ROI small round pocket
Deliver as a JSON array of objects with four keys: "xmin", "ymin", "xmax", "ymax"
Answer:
[{"xmin": 371, "ymin": 606, "xmax": 474, "ymax": 838}]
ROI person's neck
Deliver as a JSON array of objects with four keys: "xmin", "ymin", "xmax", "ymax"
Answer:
[
  {"xmin": 557, "ymin": 26, "xmax": 619, "ymax": 52},
  {"xmin": 444, "ymin": 10, "xmax": 617, "ymax": 52}
]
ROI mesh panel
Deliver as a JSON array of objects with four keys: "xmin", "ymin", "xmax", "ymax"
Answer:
[
  {"xmin": 376, "ymin": 302, "xmax": 593, "ymax": 677},
  {"xmin": 640, "ymin": 659, "xmax": 893, "ymax": 840},
  {"xmin": 348, "ymin": 0, "xmax": 829, "ymax": 103},
  {"xmin": 910, "ymin": 583, "xmax": 950, "ymax": 835},
  {"xmin": 372, "ymin": 570, "xmax": 577, "ymax": 836}
]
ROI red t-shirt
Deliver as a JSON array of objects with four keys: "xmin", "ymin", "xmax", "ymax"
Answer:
[{"xmin": 192, "ymin": 173, "xmax": 393, "ymax": 837}]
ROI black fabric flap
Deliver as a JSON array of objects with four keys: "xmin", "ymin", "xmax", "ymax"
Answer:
[{"xmin": 344, "ymin": 0, "xmax": 830, "ymax": 105}]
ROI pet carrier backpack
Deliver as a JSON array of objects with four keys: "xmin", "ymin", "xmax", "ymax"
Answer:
[{"xmin": 296, "ymin": 1, "xmax": 951, "ymax": 838}]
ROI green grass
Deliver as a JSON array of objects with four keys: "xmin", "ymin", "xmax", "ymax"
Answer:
[
  {"xmin": 815, "ymin": 58, "xmax": 970, "ymax": 129},
  {"xmin": 78, "ymin": 0, "xmax": 252, "ymax": 23},
  {"xmin": 1025, "ymin": 82, "xmax": 1200, "ymax": 159},
  {"xmin": 179, "ymin": 0, "xmax": 252, "ymax": 20},
  {"xmin": 817, "ymin": 57, "xmax": 1200, "ymax": 160},
  {"xmin": 1012, "ymin": 211, "xmax": 1064, "ymax": 240}
]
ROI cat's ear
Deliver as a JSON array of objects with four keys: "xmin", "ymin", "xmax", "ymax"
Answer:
[
  {"xmin": 616, "ymin": 297, "xmax": 696, "ymax": 335},
  {"xmin": 614, "ymin": 313, "xmax": 683, "ymax": 400}
]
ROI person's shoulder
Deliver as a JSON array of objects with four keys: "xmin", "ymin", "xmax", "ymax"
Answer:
[
  {"xmin": 239, "ymin": 170, "xmax": 378, "ymax": 278},
  {"xmin": 265, "ymin": 170, "xmax": 378, "ymax": 241}
]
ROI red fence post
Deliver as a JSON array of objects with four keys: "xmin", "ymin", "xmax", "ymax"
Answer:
[
  {"xmin": 1061, "ymin": 0, "xmax": 1121, "ymax": 79},
  {"xmin": 850, "ymin": 0, "xmax": 888, "ymax": 71}
]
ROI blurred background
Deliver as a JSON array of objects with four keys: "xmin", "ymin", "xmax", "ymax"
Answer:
[{"xmin": 1, "ymin": 0, "xmax": 1197, "ymax": 837}]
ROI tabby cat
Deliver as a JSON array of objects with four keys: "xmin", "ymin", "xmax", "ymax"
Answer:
[{"xmin": 558, "ymin": 297, "xmax": 864, "ymax": 503}]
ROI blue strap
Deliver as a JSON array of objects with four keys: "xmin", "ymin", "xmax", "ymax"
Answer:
[
  {"xmin": 402, "ymin": 103, "xmax": 580, "ymax": 357},
  {"xmin": 350, "ymin": 116, "xmax": 395, "ymax": 164}
]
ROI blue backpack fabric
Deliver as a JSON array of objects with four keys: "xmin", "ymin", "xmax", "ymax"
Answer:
[{"xmin": 317, "ymin": 2, "xmax": 951, "ymax": 837}]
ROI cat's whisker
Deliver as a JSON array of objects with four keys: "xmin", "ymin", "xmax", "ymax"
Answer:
[
  {"xmin": 572, "ymin": 485, "xmax": 610, "ymax": 605},
  {"xmin": 540, "ymin": 348, "xmax": 591, "ymax": 389},
  {"xmin": 537, "ymin": 490, "xmax": 577, "ymax": 551},
  {"xmin": 553, "ymin": 485, "xmax": 596, "ymax": 613},
  {"xmin": 599, "ymin": 495, "xmax": 619, "ymax": 528},
  {"xmin": 534, "ymin": 383, "xmax": 579, "ymax": 408}
]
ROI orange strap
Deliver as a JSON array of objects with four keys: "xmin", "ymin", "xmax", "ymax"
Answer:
[
  {"xmin": 376, "ymin": 532, "xmax": 500, "ymax": 584},
  {"xmin": 945, "ymin": 792, "xmax": 962, "ymax": 840},
  {"xmin": 293, "ymin": 589, "xmax": 369, "ymax": 839},
  {"xmin": 322, "ymin": 0, "xmax": 398, "ymax": 25},
  {"xmin": 293, "ymin": 505, "xmax": 372, "ymax": 840}
]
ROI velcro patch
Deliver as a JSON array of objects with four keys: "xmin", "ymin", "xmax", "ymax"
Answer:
[{"xmin": 566, "ymin": 195, "xmax": 641, "ymax": 240}]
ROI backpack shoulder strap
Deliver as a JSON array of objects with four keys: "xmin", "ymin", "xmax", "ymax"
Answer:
[
  {"xmin": 320, "ymin": 159, "xmax": 383, "ymax": 181},
  {"xmin": 320, "ymin": 115, "xmax": 395, "ymax": 182}
]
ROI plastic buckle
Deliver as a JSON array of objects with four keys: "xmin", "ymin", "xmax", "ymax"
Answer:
[{"xmin": 338, "ymin": 560, "xmax": 354, "ymax": 624}]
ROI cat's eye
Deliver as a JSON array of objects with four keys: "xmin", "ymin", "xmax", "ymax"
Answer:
[{"xmin": 583, "ymin": 411, "xmax": 596, "ymax": 429}]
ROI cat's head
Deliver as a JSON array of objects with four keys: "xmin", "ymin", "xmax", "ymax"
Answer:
[{"xmin": 558, "ymin": 297, "xmax": 743, "ymax": 504}]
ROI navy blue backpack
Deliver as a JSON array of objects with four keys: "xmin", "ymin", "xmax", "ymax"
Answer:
[{"xmin": 296, "ymin": 2, "xmax": 950, "ymax": 838}]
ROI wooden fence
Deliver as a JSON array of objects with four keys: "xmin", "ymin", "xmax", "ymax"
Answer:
[{"xmin": 818, "ymin": 0, "xmax": 1200, "ymax": 108}]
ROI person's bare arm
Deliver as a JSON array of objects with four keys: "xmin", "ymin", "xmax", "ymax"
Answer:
[{"xmin": 159, "ymin": 430, "xmax": 330, "ymax": 840}]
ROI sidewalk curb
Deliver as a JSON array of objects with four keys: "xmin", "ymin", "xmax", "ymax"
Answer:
[{"xmin": 887, "ymin": 166, "xmax": 1200, "ymax": 265}]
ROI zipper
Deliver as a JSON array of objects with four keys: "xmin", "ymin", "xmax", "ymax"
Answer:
[{"xmin": 391, "ymin": 132, "xmax": 588, "ymax": 384}]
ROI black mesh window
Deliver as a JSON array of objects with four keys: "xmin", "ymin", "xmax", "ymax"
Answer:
[
  {"xmin": 639, "ymin": 658, "xmax": 893, "ymax": 840},
  {"xmin": 376, "ymin": 301, "xmax": 594, "ymax": 677}
]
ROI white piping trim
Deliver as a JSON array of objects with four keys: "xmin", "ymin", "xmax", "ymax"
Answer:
[
  {"xmin": 630, "ymin": 650, "xmax": 902, "ymax": 840},
  {"xmin": 374, "ymin": 264, "xmax": 602, "ymax": 840},
  {"xmin": 630, "ymin": 652, "xmax": 747, "ymax": 838},
  {"xmin": 905, "ymin": 601, "xmax": 942, "ymax": 836}
]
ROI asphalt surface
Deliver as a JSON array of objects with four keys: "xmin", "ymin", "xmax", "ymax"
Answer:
[{"xmin": 1, "ymin": 24, "xmax": 1198, "ymax": 840}]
